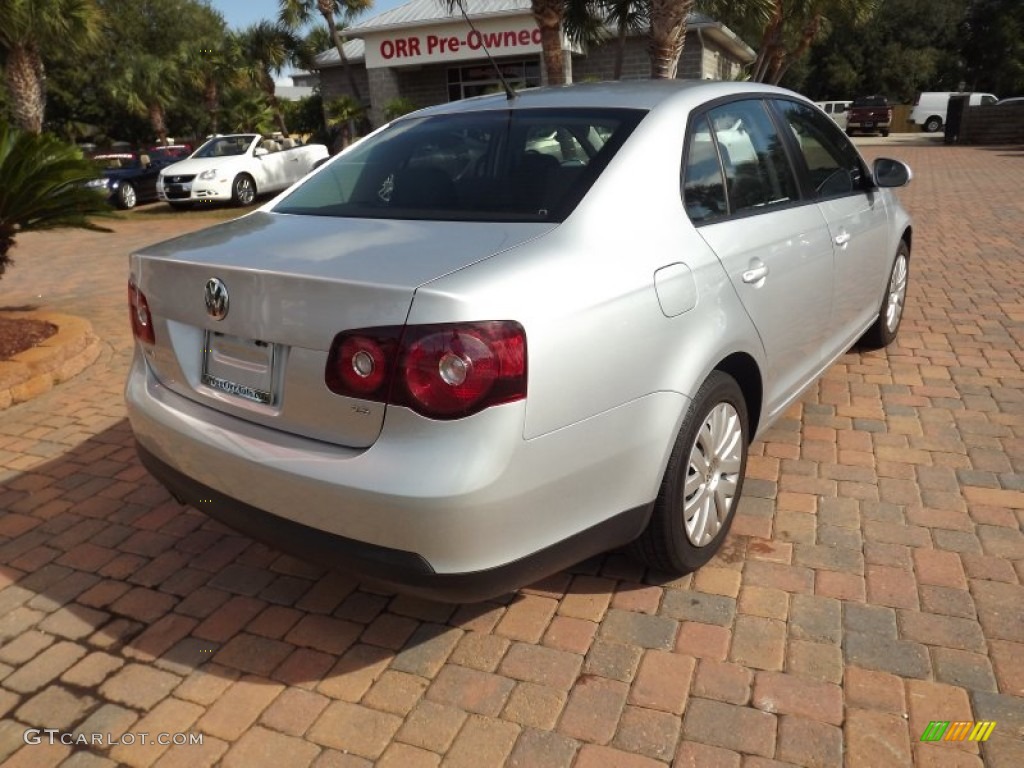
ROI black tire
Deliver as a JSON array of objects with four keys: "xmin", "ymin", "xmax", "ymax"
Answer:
[
  {"xmin": 116, "ymin": 183, "xmax": 137, "ymax": 210},
  {"xmin": 631, "ymin": 371, "xmax": 749, "ymax": 574},
  {"xmin": 231, "ymin": 173, "xmax": 256, "ymax": 206},
  {"xmin": 169, "ymin": 202, "xmax": 193, "ymax": 210},
  {"xmin": 881, "ymin": 129, "xmax": 890, "ymax": 137},
  {"xmin": 923, "ymin": 116, "xmax": 942, "ymax": 133},
  {"xmin": 861, "ymin": 240, "xmax": 910, "ymax": 349}
]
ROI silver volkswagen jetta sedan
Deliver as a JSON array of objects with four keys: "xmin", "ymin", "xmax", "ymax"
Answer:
[{"xmin": 126, "ymin": 81, "xmax": 912, "ymax": 601}]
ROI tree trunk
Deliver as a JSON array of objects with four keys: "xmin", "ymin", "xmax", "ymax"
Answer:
[
  {"xmin": 322, "ymin": 10, "xmax": 364, "ymax": 104},
  {"xmin": 149, "ymin": 103, "xmax": 169, "ymax": 146},
  {"xmin": 613, "ymin": 20, "xmax": 627, "ymax": 80},
  {"xmin": 770, "ymin": 14, "xmax": 822, "ymax": 85},
  {"xmin": 532, "ymin": 1, "xmax": 565, "ymax": 86},
  {"xmin": 205, "ymin": 80, "xmax": 220, "ymax": 134},
  {"xmin": 752, "ymin": 1, "xmax": 784, "ymax": 83},
  {"xmin": 648, "ymin": 0, "xmax": 694, "ymax": 80},
  {"xmin": 4, "ymin": 45, "xmax": 47, "ymax": 134}
]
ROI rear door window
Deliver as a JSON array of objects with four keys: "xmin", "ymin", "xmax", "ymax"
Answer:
[
  {"xmin": 706, "ymin": 100, "xmax": 799, "ymax": 215},
  {"xmin": 274, "ymin": 108, "xmax": 645, "ymax": 222}
]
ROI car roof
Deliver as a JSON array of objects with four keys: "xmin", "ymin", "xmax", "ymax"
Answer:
[{"xmin": 403, "ymin": 80, "xmax": 802, "ymax": 118}]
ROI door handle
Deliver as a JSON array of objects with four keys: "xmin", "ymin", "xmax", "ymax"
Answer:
[
  {"xmin": 742, "ymin": 264, "xmax": 769, "ymax": 284},
  {"xmin": 834, "ymin": 231, "xmax": 852, "ymax": 247}
]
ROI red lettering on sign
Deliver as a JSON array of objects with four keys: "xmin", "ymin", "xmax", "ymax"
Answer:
[
  {"xmin": 409, "ymin": 37, "xmax": 421, "ymax": 56},
  {"xmin": 467, "ymin": 30, "xmax": 481, "ymax": 49},
  {"xmin": 396, "ymin": 39, "xmax": 409, "ymax": 57},
  {"xmin": 518, "ymin": 30, "xmax": 530, "ymax": 45},
  {"xmin": 532, "ymin": 28, "xmax": 542, "ymax": 44},
  {"xmin": 380, "ymin": 40, "xmax": 395, "ymax": 59},
  {"xmin": 427, "ymin": 34, "xmax": 439, "ymax": 54},
  {"xmin": 448, "ymin": 36, "xmax": 460, "ymax": 53}
]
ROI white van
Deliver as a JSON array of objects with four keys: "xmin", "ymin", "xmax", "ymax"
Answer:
[
  {"xmin": 815, "ymin": 100, "xmax": 852, "ymax": 130},
  {"xmin": 910, "ymin": 92, "xmax": 999, "ymax": 132}
]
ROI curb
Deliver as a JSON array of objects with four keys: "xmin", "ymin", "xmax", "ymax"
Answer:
[{"xmin": 0, "ymin": 312, "xmax": 102, "ymax": 410}]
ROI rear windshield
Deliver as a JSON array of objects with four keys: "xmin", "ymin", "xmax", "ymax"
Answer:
[
  {"xmin": 273, "ymin": 108, "xmax": 645, "ymax": 222},
  {"xmin": 852, "ymin": 96, "xmax": 888, "ymax": 107},
  {"xmin": 93, "ymin": 154, "xmax": 140, "ymax": 170}
]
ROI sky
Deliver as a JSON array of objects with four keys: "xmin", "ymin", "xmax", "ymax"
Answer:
[{"xmin": 208, "ymin": 0, "xmax": 407, "ymax": 32}]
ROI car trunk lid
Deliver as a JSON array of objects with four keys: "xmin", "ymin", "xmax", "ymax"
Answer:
[{"xmin": 131, "ymin": 211, "xmax": 554, "ymax": 448}]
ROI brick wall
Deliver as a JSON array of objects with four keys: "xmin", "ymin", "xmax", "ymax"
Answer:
[
  {"xmin": 320, "ymin": 65, "xmax": 371, "ymax": 109},
  {"xmin": 572, "ymin": 31, "xmax": 708, "ymax": 82},
  {"xmin": 961, "ymin": 104, "xmax": 1024, "ymax": 144}
]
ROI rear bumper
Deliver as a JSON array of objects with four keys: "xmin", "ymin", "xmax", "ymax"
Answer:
[
  {"xmin": 137, "ymin": 443, "xmax": 650, "ymax": 602},
  {"xmin": 126, "ymin": 352, "xmax": 684, "ymax": 597}
]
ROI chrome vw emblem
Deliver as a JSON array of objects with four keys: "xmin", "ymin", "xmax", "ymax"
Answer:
[{"xmin": 204, "ymin": 278, "xmax": 229, "ymax": 320}]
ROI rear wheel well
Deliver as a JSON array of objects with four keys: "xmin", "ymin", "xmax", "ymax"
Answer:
[
  {"xmin": 901, "ymin": 226, "xmax": 912, "ymax": 253},
  {"xmin": 714, "ymin": 353, "xmax": 762, "ymax": 437}
]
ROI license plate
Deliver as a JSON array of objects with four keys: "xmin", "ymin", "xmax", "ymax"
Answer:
[
  {"xmin": 167, "ymin": 184, "xmax": 186, "ymax": 194},
  {"xmin": 864, "ymin": 121, "xmax": 874, "ymax": 128},
  {"xmin": 201, "ymin": 331, "xmax": 276, "ymax": 405}
]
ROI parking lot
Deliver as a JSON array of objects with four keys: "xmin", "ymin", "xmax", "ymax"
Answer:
[{"xmin": 0, "ymin": 140, "xmax": 1022, "ymax": 766}]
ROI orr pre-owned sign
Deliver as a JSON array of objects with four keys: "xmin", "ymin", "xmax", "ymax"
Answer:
[{"xmin": 362, "ymin": 16, "xmax": 552, "ymax": 69}]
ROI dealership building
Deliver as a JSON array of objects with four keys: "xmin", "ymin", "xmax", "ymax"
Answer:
[{"xmin": 313, "ymin": 0, "xmax": 756, "ymax": 127}]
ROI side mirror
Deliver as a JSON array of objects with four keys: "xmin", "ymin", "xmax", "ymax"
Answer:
[
  {"xmin": 873, "ymin": 157, "xmax": 912, "ymax": 188},
  {"xmin": 254, "ymin": 147, "xmax": 268, "ymax": 157}
]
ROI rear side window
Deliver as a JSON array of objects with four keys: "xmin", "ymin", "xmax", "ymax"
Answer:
[
  {"xmin": 273, "ymin": 108, "xmax": 645, "ymax": 222},
  {"xmin": 682, "ymin": 116, "xmax": 728, "ymax": 223},
  {"xmin": 706, "ymin": 100, "xmax": 798, "ymax": 215},
  {"xmin": 773, "ymin": 100, "xmax": 867, "ymax": 198}
]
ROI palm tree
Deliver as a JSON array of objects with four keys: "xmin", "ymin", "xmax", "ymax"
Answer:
[
  {"xmin": 602, "ymin": 0, "xmax": 648, "ymax": 80},
  {"xmin": 647, "ymin": 0, "xmax": 695, "ymax": 79},
  {"xmin": 182, "ymin": 34, "xmax": 244, "ymax": 136},
  {"xmin": 112, "ymin": 54, "xmax": 180, "ymax": 146},
  {"xmin": 0, "ymin": 121, "xmax": 114, "ymax": 275},
  {"xmin": 751, "ymin": 0, "xmax": 878, "ymax": 84},
  {"xmin": 237, "ymin": 21, "xmax": 304, "ymax": 137},
  {"xmin": 0, "ymin": 0, "xmax": 104, "ymax": 133},
  {"xmin": 279, "ymin": 0, "xmax": 372, "ymax": 105}
]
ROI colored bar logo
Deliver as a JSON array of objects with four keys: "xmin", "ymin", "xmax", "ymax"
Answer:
[{"xmin": 920, "ymin": 721, "xmax": 996, "ymax": 742}]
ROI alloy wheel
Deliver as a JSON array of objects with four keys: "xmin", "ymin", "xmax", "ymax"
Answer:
[
  {"xmin": 683, "ymin": 402, "xmax": 743, "ymax": 547},
  {"xmin": 236, "ymin": 177, "xmax": 255, "ymax": 205},
  {"xmin": 886, "ymin": 253, "xmax": 908, "ymax": 333}
]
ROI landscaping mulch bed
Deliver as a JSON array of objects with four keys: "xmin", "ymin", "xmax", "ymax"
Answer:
[{"xmin": 0, "ymin": 316, "xmax": 57, "ymax": 360}]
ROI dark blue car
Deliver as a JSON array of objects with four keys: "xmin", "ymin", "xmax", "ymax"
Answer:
[{"xmin": 86, "ymin": 152, "xmax": 175, "ymax": 209}]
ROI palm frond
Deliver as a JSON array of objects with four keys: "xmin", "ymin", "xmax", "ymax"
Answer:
[{"xmin": 0, "ymin": 120, "xmax": 114, "ymax": 271}]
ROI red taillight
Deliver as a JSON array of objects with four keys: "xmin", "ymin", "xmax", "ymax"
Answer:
[
  {"xmin": 325, "ymin": 331, "xmax": 397, "ymax": 398},
  {"xmin": 325, "ymin": 321, "xmax": 527, "ymax": 420},
  {"xmin": 128, "ymin": 279, "xmax": 155, "ymax": 344}
]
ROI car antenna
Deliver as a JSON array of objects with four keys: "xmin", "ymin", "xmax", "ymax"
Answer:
[{"xmin": 454, "ymin": 0, "xmax": 516, "ymax": 101}]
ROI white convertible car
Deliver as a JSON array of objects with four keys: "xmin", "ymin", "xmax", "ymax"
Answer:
[{"xmin": 157, "ymin": 134, "xmax": 329, "ymax": 208}]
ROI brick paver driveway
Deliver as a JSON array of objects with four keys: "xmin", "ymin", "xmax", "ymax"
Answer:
[{"xmin": 1, "ymin": 144, "xmax": 1022, "ymax": 767}]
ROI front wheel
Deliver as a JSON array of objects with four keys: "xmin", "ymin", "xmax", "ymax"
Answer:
[
  {"xmin": 116, "ymin": 183, "xmax": 137, "ymax": 210},
  {"xmin": 861, "ymin": 241, "xmax": 910, "ymax": 349},
  {"xmin": 631, "ymin": 371, "xmax": 749, "ymax": 574},
  {"xmin": 881, "ymin": 129, "xmax": 890, "ymax": 137},
  {"xmin": 231, "ymin": 173, "xmax": 256, "ymax": 206},
  {"xmin": 924, "ymin": 116, "xmax": 942, "ymax": 133}
]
